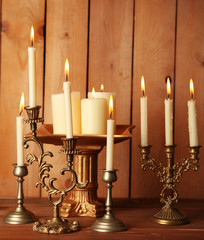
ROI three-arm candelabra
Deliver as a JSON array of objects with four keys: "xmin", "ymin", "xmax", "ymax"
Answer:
[
  {"xmin": 139, "ymin": 144, "xmax": 201, "ymax": 225},
  {"xmin": 23, "ymin": 106, "xmax": 88, "ymax": 234}
]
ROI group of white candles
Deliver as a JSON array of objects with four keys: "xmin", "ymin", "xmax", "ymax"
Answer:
[
  {"xmin": 140, "ymin": 76, "xmax": 198, "ymax": 147},
  {"xmin": 16, "ymin": 27, "xmax": 116, "ymax": 171},
  {"xmin": 16, "ymin": 26, "xmax": 199, "ymax": 172}
]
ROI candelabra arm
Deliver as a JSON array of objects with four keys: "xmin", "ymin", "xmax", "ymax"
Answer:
[{"xmin": 174, "ymin": 146, "xmax": 201, "ymax": 182}]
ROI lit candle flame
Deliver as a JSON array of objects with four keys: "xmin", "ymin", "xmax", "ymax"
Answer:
[
  {"xmin": 92, "ymin": 87, "xmax": 95, "ymax": 98},
  {"xmin": 65, "ymin": 58, "xmax": 69, "ymax": 81},
  {"xmin": 141, "ymin": 76, "xmax": 145, "ymax": 96},
  {"xmin": 109, "ymin": 95, "xmax": 113, "ymax": 119},
  {"xmin": 190, "ymin": 78, "xmax": 194, "ymax": 99},
  {"xmin": 100, "ymin": 84, "xmax": 104, "ymax": 92},
  {"xmin": 19, "ymin": 92, "xmax": 24, "ymax": 116},
  {"xmin": 167, "ymin": 77, "xmax": 171, "ymax": 98},
  {"xmin": 30, "ymin": 26, "xmax": 34, "ymax": 47}
]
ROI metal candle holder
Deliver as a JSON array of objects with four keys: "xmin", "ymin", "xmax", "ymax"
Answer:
[
  {"xmin": 91, "ymin": 170, "xmax": 127, "ymax": 232},
  {"xmin": 140, "ymin": 144, "xmax": 201, "ymax": 225},
  {"xmin": 23, "ymin": 106, "xmax": 88, "ymax": 234},
  {"xmin": 3, "ymin": 164, "xmax": 37, "ymax": 224}
]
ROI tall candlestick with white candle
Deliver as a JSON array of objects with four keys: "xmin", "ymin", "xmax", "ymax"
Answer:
[
  {"xmin": 106, "ymin": 95, "xmax": 115, "ymax": 171},
  {"xmin": 140, "ymin": 76, "xmax": 148, "ymax": 146},
  {"xmin": 63, "ymin": 58, "xmax": 73, "ymax": 138},
  {"xmin": 188, "ymin": 79, "xmax": 198, "ymax": 146},
  {"xmin": 28, "ymin": 26, "xmax": 36, "ymax": 107},
  {"xmin": 164, "ymin": 77, "xmax": 173, "ymax": 146},
  {"xmin": 16, "ymin": 92, "xmax": 24, "ymax": 166}
]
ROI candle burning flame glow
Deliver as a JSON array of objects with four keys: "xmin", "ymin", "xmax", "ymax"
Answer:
[
  {"xmin": 109, "ymin": 95, "xmax": 113, "ymax": 119},
  {"xmin": 141, "ymin": 76, "xmax": 145, "ymax": 96},
  {"xmin": 190, "ymin": 78, "xmax": 194, "ymax": 99},
  {"xmin": 19, "ymin": 92, "xmax": 24, "ymax": 116},
  {"xmin": 167, "ymin": 77, "xmax": 171, "ymax": 98},
  {"xmin": 92, "ymin": 87, "xmax": 95, "ymax": 98},
  {"xmin": 100, "ymin": 84, "xmax": 104, "ymax": 92},
  {"xmin": 30, "ymin": 26, "xmax": 34, "ymax": 47},
  {"xmin": 65, "ymin": 58, "xmax": 69, "ymax": 81}
]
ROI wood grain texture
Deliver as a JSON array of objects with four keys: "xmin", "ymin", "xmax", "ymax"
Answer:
[
  {"xmin": 42, "ymin": 0, "xmax": 88, "ymax": 197},
  {"xmin": 131, "ymin": 0, "xmax": 176, "ymax": 198},
  {"xmin": 88, "ymin": 0, "xmax": 134, "ymax": 198},
  {"xmin": 175, "ymin": 0, "xmax": 204, "ymax": 198},
  {"xmin": 0, "ymin": 0, "xmax": 45, "ymax": 197},
  {"xmin": 1, "ymin": 198, "xmax": 204, "ymax": 239}
]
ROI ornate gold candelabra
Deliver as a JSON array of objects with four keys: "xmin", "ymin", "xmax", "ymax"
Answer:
[
  {"xmin": 140, "ymin": 144, "xmax": 201, "ymax": 225},
  {"xmin": 3, "ymin": 164, "xmax": 37, "ymax": 224},
  {"xmin": 23, "ymin": 106, "xmax": 88, "ymax": 234},
  {"xmin": 91, "ymin": 170, "xmax": 127, "ymax": 232}
]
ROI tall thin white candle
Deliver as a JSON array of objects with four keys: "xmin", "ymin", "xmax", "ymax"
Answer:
[
  {"xmin": 188, "ymin": 79, "xmax": 198, "ymax": 146},
  {"xmin": 106, "ymin": 95, "xmax": 114, "ymax": 171},
  {"xmin": 16, "ymin": 93, "xmax": 24, "ymax": 166},
  {"xmin": 165, "ymin": 77, "xmax": 173, "ymax": 146},
  {"xmin": 64, "ymin": 58, "xmax": 73, "ymax": 138},
  {"xmin": 28, "ymin": 26, "xmax": 36, "ymax": 107},
  {"xmin": 140, "ymin": 76, "xmax": 148, "ymax": 146}
]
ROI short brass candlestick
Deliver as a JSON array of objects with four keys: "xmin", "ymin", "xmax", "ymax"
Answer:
[
  {"xmin": 24, "ymin": 106, "xmax": 88, "ymax": 234},
  {"xmin": 140, "ymin": 144, "xmax": 201, "ymax": 225},
  {"xmin": 4, "ymin": 164, "xmax": 37, "ymax": 224},
  {"xmin": 91, "ymin": 170, "xmax": 127, "ymax": 232}
]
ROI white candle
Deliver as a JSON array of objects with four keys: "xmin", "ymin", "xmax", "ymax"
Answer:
[
  {"xmin": 188, "ymin": 79, "xmax": 198, "ymax": 146},
  {"xmin": 81, "ymin": 97, "xmax": 107, "ymax": 135},
  {"xmin": 64, "ymin": 58, "xmax": 73, "ymax": 138},
  {"xmin": 165, "ymin": 77, "xmax": 173, "ymax": 145},
  {"xmin": 140, "ymin": 76, "xmax": 148, "ymax": 146},
  {"xmin": 16, "ymin": 93, "xmax": 24, "ymax": 166},
  {"xmin": 106, "ymin": 95, "xmax": 114, "ymax": 170},
  {"xmin": 28, "ymin": 26, "xmax": 36, "ymax": 107},
  {"xmin": 88, "ymin": 85, "xmax": 116, "ymax": 124}
]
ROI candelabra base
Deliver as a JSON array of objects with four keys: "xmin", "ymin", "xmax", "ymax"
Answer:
[
  {"xmin": 91, "ymin": 214, "xmax": 127, "ymax": 232},
  {"xmin": 152, "ymin": 205, "xmax": 189, "ymax": 225},
  {"xmin": 3, "ymin": 205, "xmax": 37, "ymax": 224},
  {"xmin": 33, "ymin": 217, "xmax": 80, "ymax": 234}
]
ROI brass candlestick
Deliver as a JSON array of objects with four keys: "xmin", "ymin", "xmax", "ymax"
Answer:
[
  {"xmin": 3, "ymin": 164, "xmax": 37, "ymax": 224},
  {"xmin": 24, "ymin": 106, "xmax": 88, "ymax": 234},
  {"xmin": 91, "ymin": 170, "xmax": 127, "ymax": 232},
  {"xmin": 140, "ymin": 144, "xmax": 201, "ymax": 225}
]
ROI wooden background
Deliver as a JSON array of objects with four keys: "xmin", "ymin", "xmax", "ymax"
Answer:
[{"xmin": 0, "ymin": 0, "xmax": 204, "ymax": 200}]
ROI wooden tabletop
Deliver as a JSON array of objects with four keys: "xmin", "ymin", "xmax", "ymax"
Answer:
[{"xmin": 0, "ymin": 198, "xmax": 204, "ymax": 239}]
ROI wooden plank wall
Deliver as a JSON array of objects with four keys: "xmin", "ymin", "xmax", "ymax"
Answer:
[{"xmin": 0, "ymin": 0, "xmax": 204, "ymax": 199}]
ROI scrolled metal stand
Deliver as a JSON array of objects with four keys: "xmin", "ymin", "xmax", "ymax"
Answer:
[
  {"xmin": 140, "ymin": 144, "xmax": 201, "ymax": 225},
  {"xmin": 3, "ymin": 164, "xmax": 37, "ymax": 224},
  {"xmin": 23, "ymin": 106, "xmax": 88, "ymax": 234},
  {"xmin": 91, "ymin": 170, "xmax": 127, "ymax": 232}
]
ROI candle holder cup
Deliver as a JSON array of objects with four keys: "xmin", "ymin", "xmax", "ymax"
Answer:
[
  {"xmin": 3, "ymin": 164, "xmax": 37, "ymax": 224},
  {"xmin": 91, "ymin": 169, "xmax": 127, "ymax": 232},
  {"xmin": 23, "ymin": 106, "xmax": 88, "ymax": 234},
  {"xmin": 139, "ymin": 144, "xmax": 201, "ymax": 225}
]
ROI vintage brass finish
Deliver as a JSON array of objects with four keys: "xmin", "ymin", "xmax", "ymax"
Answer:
[
  {"xmin": 3, "ymin": 164, "xmax": 37, "ymax": 224},
  {"xmin": 24, "ymin": 106, "xmax": 88, "ymax": 234},
  {"xmin": 140, "ymin": 145, "xmax": 201, "ymax": 225},
  {"xmin": 61, "ymin": 147, "xmax": 105, "ymax": 218},
  {"xmin": 91, "ymin": 170, "xmax": 127, "ymax": 232}
]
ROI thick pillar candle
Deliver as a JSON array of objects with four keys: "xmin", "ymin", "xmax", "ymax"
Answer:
[
  {"xmin": 188, "ymin": 79, "xmax": 198, "ymax": 146},
  {"xmin": 165, "ymin": 78, "xmax": 173, "ymax": 145},
  {"xmin": 81, "ymin": 98, "xmax": 107, "ymax": 135},
  {"xmin": 106, "ymin": 95, "xmax": 114, "ymax": 170},
  {"xmin": 88, "ymin": 85, "xmax": 116, "ymax": 124},
  {"xmin": 16, "ymin": 93, "xmax": 24, "ymax": 166},
  {"xmin": 28, "ymin": 26, "xmax": 36, "ymax": 107},
  {"xmin": 64, "ymin": 58, "xmax": 73, "ymax": 138},
  {"xmin": 140, "ymin": 76, "xmax": 148, "ymax": 146}
]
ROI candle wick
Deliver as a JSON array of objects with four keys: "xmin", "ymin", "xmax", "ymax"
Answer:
[
  {"xmin": 167, "ymin": 94, "xmax": 170, "ymax": 99},
  {"xmin": 191, "ymin": 93, "xmax": 194, "ymax": 99},
  {"xmin": 19, "ymin": 109, "xmax": 23, "ymax": 116},
  {"xmin": 65, "ymin": 75, "xmax": 68, "ymax": 82},
  {"xmin": 142, "ymin": 90, "xmax": 145, "ymax": 97},
  {"xmin": 110, "ymin": 111, "xmax": 113, "ymax": 119},
  {"xmin": 31, "ymin": 41, "xmax": 33, "ymax": 47}
]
